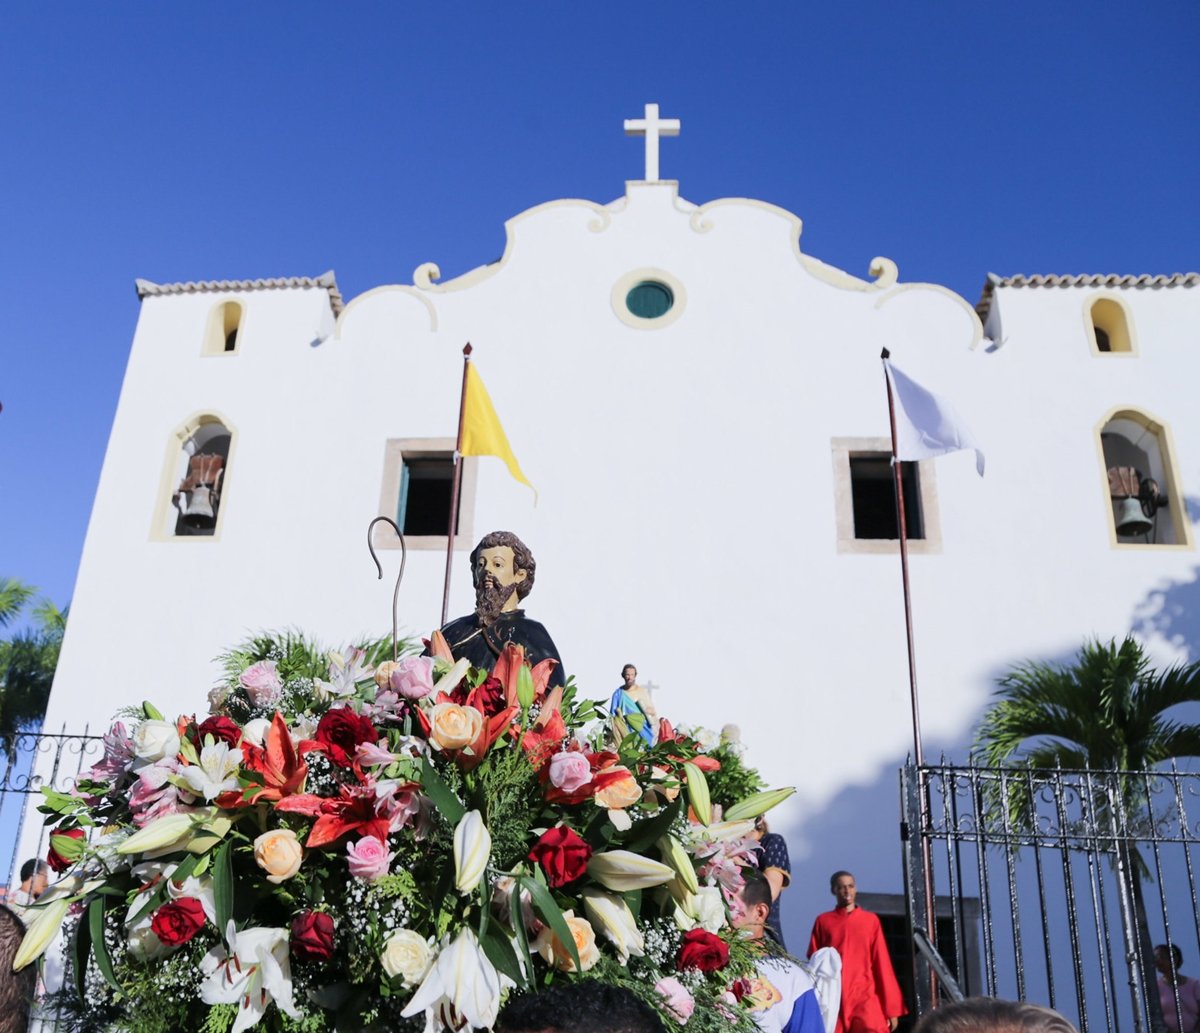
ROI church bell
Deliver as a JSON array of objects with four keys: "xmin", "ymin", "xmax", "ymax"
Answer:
[
  {"xmin": 180, "ymin": 486, "xmax": 217, "ymax": 528},
  {"xmin": 1112, "ymin": 497, "xmax": 1153, "ymax": 537}
]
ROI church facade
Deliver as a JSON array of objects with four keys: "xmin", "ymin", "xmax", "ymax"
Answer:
[{"xmin": 37, "ymin": 111, "xmax": 1200, "ymax": 946}]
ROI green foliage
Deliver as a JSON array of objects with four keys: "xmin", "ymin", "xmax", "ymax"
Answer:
[
  {"xmin": 0, "ymin": 576, "xmax": 68, "ymax": 758},
  {"xmin": 704, "ymin": 740, "xmax": 767, "ymax": 811}
]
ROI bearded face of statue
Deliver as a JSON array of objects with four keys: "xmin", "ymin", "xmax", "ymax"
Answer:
[{"xmin": 473, "ymin": 545, "xmax": 528, "ymax": 626}]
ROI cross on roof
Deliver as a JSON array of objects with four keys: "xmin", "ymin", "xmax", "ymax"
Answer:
[{"xmin": 624, "ymin": 103, "xmax": 680, "ymax": 182}]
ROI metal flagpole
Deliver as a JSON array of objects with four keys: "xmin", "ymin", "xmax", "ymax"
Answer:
[
  {"xmin": 881, "ymin": 346, "xmax": 939, "ymax": 1006},
  {"xmin": 441, "ymin": 343, "xmax": 472, "ymax": 627}
]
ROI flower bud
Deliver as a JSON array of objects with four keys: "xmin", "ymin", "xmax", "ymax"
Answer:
[
  {"xmin": 656, "ymin": 835, "xmax": 699, "ymax": 896},
  {"xmin": 683, "ymin": 761, "xmax": 712, "ymax": 826},
  {"xmin": 587, "ymin": 850, "xmax": 674, "ymax": 892},
  {"xmin": 723, "ymin": 787, "xmax": 796, "ymax": 822},
  {"xmin": 453, "ymin": 810, "xmax": 491, "ymax": 894},
  {"xmin": 582, "ymin": 889, "xmax": 644, "ymax": 964},
  {"xmin": 117, "ymin": 812, "xmax": 196, "ymax": 855},
  {"xmin": 13, "ymin": 896, "xmax": 71, "ymax": 970}
]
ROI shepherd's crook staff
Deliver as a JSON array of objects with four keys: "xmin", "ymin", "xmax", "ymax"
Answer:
[
  {"xmin": 441, "ymin": 343, "xmax": 472, "ymax": 627},
  {"xmin": 881, "ymin": 346, "xmax": 939, "ymax": 1002}
]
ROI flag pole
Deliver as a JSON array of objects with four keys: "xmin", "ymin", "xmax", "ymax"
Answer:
[
  {"xmin": 441, "ymin": 343, "xmax": 472, "ymax": 627},
  {"xmin": 882, "ymin": 347, "xmax": 938, "ymax": 1006},
  {"xmin": 881, "ymin": 348, "xmax": 924, "ymax": 766}
]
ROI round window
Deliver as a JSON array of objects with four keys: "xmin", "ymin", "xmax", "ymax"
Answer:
[{"xmin": 625, "ymin": 280, "xmax": 674, "ymax": 320}]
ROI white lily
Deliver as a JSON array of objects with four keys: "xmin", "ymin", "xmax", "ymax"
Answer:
[
  {"xmin": 400, "ymin": 928, "xmax": 501, "ymax": 1030},
  {"xmin": 587, "ymin": 850, "xmax": 675, "ymax": 892},
  {"xmin": 179, "ymin": 742, "xmax": 243, "ymax": 801},
  {"xmin": 199, "ymin": 922, "xmax": 300, "ymax": 1033},
  {"xmin": 453, "ymin": 810, "xmax": 491, "ymax": 895},
  {"xmin": 432, "ymin": 657, "xmax": 471, "ymax": 697},
  {"xmin": 582, "ymin": 889, "xmax": 644, "ymax": 964}
]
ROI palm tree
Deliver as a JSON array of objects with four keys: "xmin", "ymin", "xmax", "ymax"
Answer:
[
  {"xmin": 973, "ymin": 636, "xmax": 1200, "ymax": 1033},
  {"xmin": 0, "ymin": 577, "xmax": 69, "ymax": 761}
]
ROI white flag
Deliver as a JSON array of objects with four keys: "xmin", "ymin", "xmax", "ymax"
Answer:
[{"xmin": 885, "ymin": 361, "xmax": 985, "ymax": 476}]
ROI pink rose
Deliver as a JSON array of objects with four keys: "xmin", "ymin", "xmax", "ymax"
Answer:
[
  {"xmin": 655, "ymin": 976, "xmax": 695, "ymax": 1023},
  {"xmin": 389, "ymin": 657, "xmax": 435, "ymax": 701},
  {"xmin": 346, "ymin": 835, "xmax": 394, "ymax": 881},
  {"xmin": 548, "ymin": 752, "xmax": 592, "ymax": 794},
  {"xmin": 239, "ymin": 661, "xmax": 283, "ymax": 706}
]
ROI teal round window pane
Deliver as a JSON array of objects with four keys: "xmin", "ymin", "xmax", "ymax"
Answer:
[{"xmin": 626, "ymin": 281, "xmax": 674, "ymax": 319}]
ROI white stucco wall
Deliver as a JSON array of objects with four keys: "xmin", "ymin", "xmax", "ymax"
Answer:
[{"xmin": 34, "ymin": 182, "xmax": 1200, "ymax": 947}]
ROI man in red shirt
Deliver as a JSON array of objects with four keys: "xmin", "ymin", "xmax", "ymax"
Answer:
[{"xmin": 808, "ymin": 870, "xmax": 906, "ymax": 1033}]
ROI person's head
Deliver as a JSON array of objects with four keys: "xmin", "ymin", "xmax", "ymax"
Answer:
[
  {"xmin": 621, "ymin": 665, "xmax": 637, "ymax": 687},
  {"xmin": 470, "ymin": 531, "xmax": 536, "ymax": 626},
  {"xmin": 751, "ymin": 816, "xmax": 770, "ymax": 841},
  {"xmin": 830, "ymin": 870, "xmax": 856, "ymax": 909},
  {"xmin": 733, "ymin": 868, "xmax": 773, "ymax": 939},
  {"xmin": 1155, "ymin": 943, "xmax": 1183, "ymax": 978},
  {"xmin": 912, "ymin": 998, "xmax": 1079, "ymax": 1033},
  {"xmin": 18, "ymin": 859, "xmax": 48, "ymax": 898},
  {"xmin": 497, "ymin": 980, "xmax": 666, "ymax": 1033}
]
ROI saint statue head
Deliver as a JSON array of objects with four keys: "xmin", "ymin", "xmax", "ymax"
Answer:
[{"xmin": 470, "ymin": 531, "xmax": 536, "ymax": 627}]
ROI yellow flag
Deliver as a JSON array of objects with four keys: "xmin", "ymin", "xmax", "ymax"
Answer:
[{"xmin": 461, "ymin": 363, "xmax": 536, "ymax": 498}]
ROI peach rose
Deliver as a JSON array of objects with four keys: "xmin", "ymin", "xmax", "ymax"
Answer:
[
  {"xmin": 594, "ymin": 767, "xmax": 643, "ymax": 810},
  {"xmin": 254, "ymin": 828, "xmax": 303, "ymax": 884},
  {"xmin": 533, "ymin": 910, "xmax": 600, "ymax": 972},
  {"xmin": 374, "ymin": 660, "xmax": 401, "ymax": 690},
  {"xmin": 427, "ymin": 703, "xmax": 484, "ymax": 752}
]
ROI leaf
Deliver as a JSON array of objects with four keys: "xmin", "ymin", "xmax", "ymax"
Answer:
[
  {"xmin": 519, "ymin": 874, "xmax": 580, "ymax": 973},
  {"xmin": 621, "ymin": 798, "xmax": 682, "ymax": 854},
  {"xmin": 73, "ymin": 902, "xmax": 92, "ymax": 1001},
  {"xmin": 478, "ymin": 920, "xmax": 524, "ymax": 987},
  {"xmin": 88, "ymin": 896, "xmax": 119, "ymax": 991},
  {"xmin": 213, "ymin": 839, "xmax": 234, "ymax": 932},
  {"xmin": 419, "ymin": 758, "xmax": 466, "ymax": 824}
]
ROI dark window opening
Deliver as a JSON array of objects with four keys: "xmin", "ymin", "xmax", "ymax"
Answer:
[
  {"xmin": 626, "ymin": 281, "xmax": 674, "ymax": 319},
  {"xmin": 224, "ymin": 328, "xmax": 239, "ymax": 352},
  {"xmin": 398, "ymin": 456, "xmax": 460, "ymax": 536},
  {"xmin": 1095, "ymin": 327, "xmax": 1111, "ymax": 352},
  {"xmin": 850, "ymin": 455, "xmax": 924, "ymax": 540}
]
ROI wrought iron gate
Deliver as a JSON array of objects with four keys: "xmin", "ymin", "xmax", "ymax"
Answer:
[{"xmin": 902, "ymin": 761, "xmax": 1200, "ymax": 1033}]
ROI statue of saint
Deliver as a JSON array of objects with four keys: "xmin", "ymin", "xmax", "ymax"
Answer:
[
  {"xmin": 610, "ymin": 664, "xmax": 657, "ymax": 744},
  {"xmin": 435, "ymin": 531, "xmax": 565, "ymax": 686}
]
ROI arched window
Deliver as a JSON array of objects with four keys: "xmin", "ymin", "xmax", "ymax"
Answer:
[
  {"xmin": 203, "ymin": 301, "xmax": 244, "ymax": 355},
  {"xmin": 158, "ymin": 416, "xmax": 233, "ymax": 538},
  {"xmin": 1088, "ymin": 298, "xmax": 1134, "ymax": 354},
  {"xmin": 1099, "ymin": 410, "xmax": 1187, "ymax": 546}
]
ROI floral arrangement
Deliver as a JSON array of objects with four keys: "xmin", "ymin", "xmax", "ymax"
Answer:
[{"xmin": 19, "ymin": 631, "xmax": 794, "ymax": 1033}]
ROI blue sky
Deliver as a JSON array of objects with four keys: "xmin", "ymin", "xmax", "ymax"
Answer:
[{"xmin": 1, "ymin": 2, "xmax": 1197, "ymax": 615}]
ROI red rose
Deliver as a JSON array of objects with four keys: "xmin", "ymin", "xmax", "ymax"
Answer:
[
  {"xmin": 194, "ymin": 715, "xmax": 243, "ymax": 749},
  {"xmin": 472, "ymin": 677, "xmax": 508, "ymax": 717},
  {"xmin": 291, "ymin": 910, "xmax": 335, "ymax": 962},
  {"xmin": 47, "ymin": 827, "xmax": 86, "ymax": 873},
  {"xmin": 150, "ymin": 897, "xmax": 206, "ymax": 947},
  {"xmin": 677, "ymin": 928, "xmax": 730, "ymax": 973},
  {"xmin": 312, "ymin": 708, "xmax": 377, "ymax": 767},
  {"xmin": 528, "ymin": 826, "xmax": 592, "ymax": 888}
]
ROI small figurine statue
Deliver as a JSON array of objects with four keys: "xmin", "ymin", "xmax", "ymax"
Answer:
[
  {"xmin": 434, "ymin": 531, "xmax": 565, "ymax": 687},
  {"xmin": 610, "ymin": 664, "xmax": 657, "ymax": 745}
]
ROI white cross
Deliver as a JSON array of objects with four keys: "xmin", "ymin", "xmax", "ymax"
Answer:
[{"xmin": 624, "ymin": 103, "xmax": 680, "ymax": 182}]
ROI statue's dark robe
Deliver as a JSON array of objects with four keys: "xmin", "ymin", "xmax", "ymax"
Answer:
[{"xmin": 433, "ymin": 609, "xmax": 565, "ymax": 688}]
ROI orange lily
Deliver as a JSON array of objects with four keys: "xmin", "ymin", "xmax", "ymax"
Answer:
[
  {"xmin": 246, "ymin": 713, "xmax": 308, "ymax": 804},
  {"xmin": 493, "ymin": 644, "xmax": 558, "ymax": 706},
  {"xmin": 427, "ymin": 629, "xmax": 455, "ymax": 662}
]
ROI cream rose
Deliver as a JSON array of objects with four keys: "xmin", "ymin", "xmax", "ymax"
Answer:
[
  {"xmin": 132, "ymin": 720, "xmax": 181, "ymax": 762},
  {"xmin": 381, "ymin": 928, "xmax": 433, "ymax": 986},
  {"xmin": 594, "ymin": 768, "xmax": 643, "ymax": 810},
  {"xmin": 533, "ymin": 910, "xmax": 600, "ymax": 972},
  {"xmin": 254, "ymin": 829, "xmax": 303, "ymax": 884},
  {"xmin": 427, "ymin": 703, "xmax": 484, "ymax": 752},
  {"xmin": 374, "ymin": 660, "xmax": 402, "ymax": 690}
]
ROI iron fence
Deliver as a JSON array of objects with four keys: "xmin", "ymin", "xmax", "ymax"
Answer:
[{"xmin": 902, "ymin": 760, "xmax": 1200, "ymax": 1033}]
